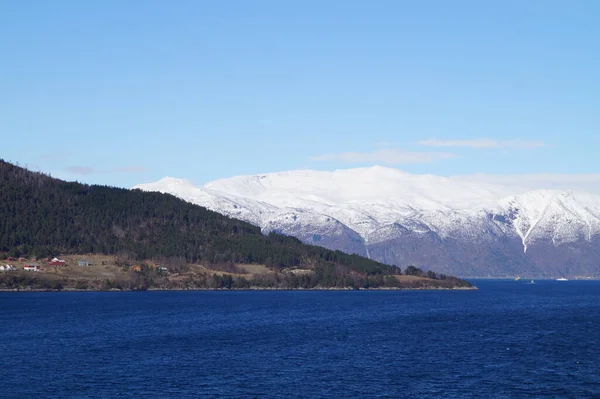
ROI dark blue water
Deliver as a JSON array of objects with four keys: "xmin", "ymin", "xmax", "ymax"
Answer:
[{"xmin": 1, "ymin": 280, "xmax": 599, "ymax": 398}]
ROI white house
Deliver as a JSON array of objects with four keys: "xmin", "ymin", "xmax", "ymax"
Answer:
[
  {"xmin": 0, "ymin": 264, "xmax": 16, "ymax": 272},
  {"xmin": 24, "ymin": 263, "xmax": 41, "ymax": 271}
]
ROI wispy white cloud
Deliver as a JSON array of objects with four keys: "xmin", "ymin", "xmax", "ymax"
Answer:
[
  {"xmin": 310, "ymin": 148, "xmax": 456, "ymax": 165},
  {"xmin": 65, "ymin": 165, "xmax": 149, "ymax": 175},
  {"xmin": 418, "ymin": 138, "xmax": 545, "ymax": 149}
]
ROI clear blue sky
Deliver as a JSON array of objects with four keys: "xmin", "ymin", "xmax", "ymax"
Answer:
[{"xmin": 1, "ymin": 0, "xmax": 599, "ymax": 188}]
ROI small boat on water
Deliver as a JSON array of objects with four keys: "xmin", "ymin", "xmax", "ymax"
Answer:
[
  {"xmin": 515, "ymin": 276, "xmax": 521, "ymax": 281},
  {"xmin": 556, "ymin": 277, "xmax": 568, "ymax": 281},
  {"xmin": 530, "ymin": 280, "xmax": 535, "ymax": 284}
]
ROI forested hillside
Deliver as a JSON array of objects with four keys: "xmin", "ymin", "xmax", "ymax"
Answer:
[
  {"xmin": 0, "ymin": 160, "xmax": 395, "ymax": 274},
  {"xmin": 0, "ymin": 160, "xmax": 473, "ymax": 289}
]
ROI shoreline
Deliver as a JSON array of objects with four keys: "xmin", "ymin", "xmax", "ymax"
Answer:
[{"xmin": 0, "ymin": 285, "xmax": 478, "ymax": 293}]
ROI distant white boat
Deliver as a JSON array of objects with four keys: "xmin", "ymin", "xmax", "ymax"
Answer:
[
  {"xmin": 556, "ymin": 277, "xmax": 568, "ymax": 281},
  {"xmin": 530, "ymin": 280, "xmax": 535, "ymax": 284}
]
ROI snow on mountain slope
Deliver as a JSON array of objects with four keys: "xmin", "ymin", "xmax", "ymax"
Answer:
[
  {"xmin": 134, "ymin": 177, "xmax": 278, "ymax": 226},
  {"xmin": 204, "ymin": 166, "xmax": 517, "ymax": 211},
  {"xmin": 134, "ymin": 167, "xmax": 600, "ymax": 276},
  {"xmin": 261, "ymin": 208, "xmax": 367, "ymax": 256},
  {"xmin": 136, "ymin": 167, "xmax": 519, "ymax": 238},
  {"xmin": 493, "ymin": 190, "xmax": 600, "ymax": 252}
]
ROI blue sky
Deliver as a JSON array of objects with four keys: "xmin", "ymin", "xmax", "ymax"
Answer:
[{"xmin": 1, "ymin": 0, "xmax": 599, "ymax": 188}]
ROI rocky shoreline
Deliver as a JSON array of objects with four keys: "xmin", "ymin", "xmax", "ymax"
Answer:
[{"xmin": 0, "ymin": 285, "xmax": 477, "ymax": 292}]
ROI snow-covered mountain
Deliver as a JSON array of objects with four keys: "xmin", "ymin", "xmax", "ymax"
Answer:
[{"xmin": 134, "ymin": 167, "xmax": 600, "ymax": 277}]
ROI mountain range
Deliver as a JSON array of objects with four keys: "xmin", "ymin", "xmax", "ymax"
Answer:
[{"xmin": 135, "ymin": 166, "xmax": 600, "ymax": 278}]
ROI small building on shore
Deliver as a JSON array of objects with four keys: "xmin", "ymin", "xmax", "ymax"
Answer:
[
  {"xmin": 0, "ymin": 264, "xmax": 16, "ymax": 272},
  {"xmin": 78, "ymin": 260, "xmax": 90, "ymax": 267},
  {"xmin": 24, "ymin": 263, "xmax": 41, "ymax": 271}
]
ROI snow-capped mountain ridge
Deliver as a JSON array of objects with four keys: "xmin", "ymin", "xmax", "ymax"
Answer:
[
  {"xmin": 203, "ymin": 166, "xmax": 518, "ymax": 210},
  {"xmin": 134, "ymin": 167, "xmax": 600, "ymax": 277}
]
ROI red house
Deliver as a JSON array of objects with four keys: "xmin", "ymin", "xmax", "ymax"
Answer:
[{"xmin": 48, "ymin": 257, "xmax": 66, "ymax": 266}]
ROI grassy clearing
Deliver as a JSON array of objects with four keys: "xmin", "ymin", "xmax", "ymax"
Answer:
[
  {"xmin": 394, "ymin": 275, "xmax": 429, "ymax": 282},
  {"xmin": 237, "ymin": 264, "xmax": 273, "ymax": 275}
]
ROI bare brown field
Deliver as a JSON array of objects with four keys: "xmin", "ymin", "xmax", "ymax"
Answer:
[{"xmin": 2, "ymin": 254, "xmax": 473, "ymax": 291}]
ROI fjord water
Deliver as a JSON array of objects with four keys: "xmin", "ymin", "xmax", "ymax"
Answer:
[{"xmin": 1, "ymin": 281, "xmax": 599, "ymax": 398}]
